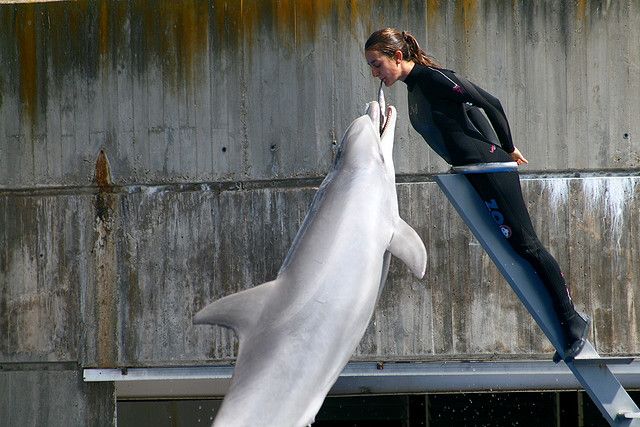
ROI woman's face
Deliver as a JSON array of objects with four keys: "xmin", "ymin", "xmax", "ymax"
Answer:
[{"xmin": 365, "ymin": 50, "xmax": 401, "ymax": 87}]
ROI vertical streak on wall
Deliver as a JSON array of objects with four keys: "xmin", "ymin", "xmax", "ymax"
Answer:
[
  {"xmin": 576, "ymin": 0, "xmax": 587, "ymax": 22},
  {"xmin": 453, "ymin": 0, "xmax": 478, "ymax": 72},
  {"xmin": 176, "ymin": 0, "xmax": 197, "ymax": 88},
  {"xmin": 15, "ymin": 4, "xmax": 37, "ymax": 122},
  {"xmin": 98, "ymin": 0, "xmax": 109, "ymax": 57},
  {"xmin": 0, "ymin": 66, "xmax": 4, "ymax": 110},
  {"xmin": 237, "ymin": 2, "xmax": 251, "ymax": 177},
  {"xmin": 0, "ymin": 197, "xmax": 6, "ymax": 356},
  {"xmin": 93, "ymin": 150, "xmax": 119, "ymax": 367},
  {"xmin": 461, "ymin": 0, "xmax": 477, "ymax": 35},
  {"xmin": 426, "ymin": 0, "xmax": 440, "ymax": 25}
]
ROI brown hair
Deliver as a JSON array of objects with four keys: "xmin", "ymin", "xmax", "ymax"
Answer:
[{"xmin": 364, "ymin": 28, "xmax": 440, "ymax": 68}]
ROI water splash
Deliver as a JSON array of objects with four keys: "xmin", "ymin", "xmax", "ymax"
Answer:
[
  {"xmin": 144, "ymin": 186, "xmax": 164, "ymax": 196},
  {"xmin": 540, "ymin": 178, "xmax": 570, "ymax": 208},
  {"xmin": 529, "ymin": 176, "xmax": 637, "ymax": 251},
  {"xmin": 531, "ymin": 178, "xmax": 570, "ymax": 230},
  {"xmin": 582, "ymin": 177, "xmax": 637, "ymax": 249}
]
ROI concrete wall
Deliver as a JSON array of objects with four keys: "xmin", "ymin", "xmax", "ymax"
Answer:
[
  {"xmin": 0, "ymin": 367, "xmax": 115, "ymax": 427},
  {"xmin": 2, "ymin": 0, "xmax": 639, "ymax": 189},
  {"xmin": 2, "ymin": 0, "xmax": 640, "ymax": 424},
  {"xmin": 3, "ymin": 176, "xmax": 640, "ymax": 365}
]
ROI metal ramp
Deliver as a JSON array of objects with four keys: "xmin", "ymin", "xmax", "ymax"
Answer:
[{"xmin": 435, "ymin": 164, "xmax": 640, "ymax": 426}]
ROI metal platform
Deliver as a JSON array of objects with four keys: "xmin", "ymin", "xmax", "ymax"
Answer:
[{"xmin": 436, "ymin": 167, "xmax": 640, "ymax": 426}]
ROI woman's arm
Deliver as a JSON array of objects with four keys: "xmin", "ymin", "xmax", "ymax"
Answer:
[
  {"xmin": 417, "ymin": 68, "xmax": 516, "ymax": 154},
  {"xmin": 457, "ymin": 78, "xmax": 516, "ymax": 154}
]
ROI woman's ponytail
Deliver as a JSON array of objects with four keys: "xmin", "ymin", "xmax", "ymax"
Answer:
[
  {"xmin": 401, "ymin": 31, "xmax": 438, "ymax": 67},
  {"xmin": 365, "ymin": 28, "xmax": 440, "ymax": 68}
]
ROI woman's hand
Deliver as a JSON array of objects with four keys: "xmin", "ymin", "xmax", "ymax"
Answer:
[{"xmin": 510, "ymin": 147, "xmax": 528, "ymax": 165}]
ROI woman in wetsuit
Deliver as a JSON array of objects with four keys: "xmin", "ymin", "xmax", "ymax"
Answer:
[{"xmin": 364, "ymin": 28, "xmax": 589, "ymax": 361}]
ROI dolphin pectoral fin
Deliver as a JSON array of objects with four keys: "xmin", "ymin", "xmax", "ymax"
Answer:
[
  {"xmin": 388, "ymin": 219, "xmax": 427, "ymax": 279},
  {"xmin": 193, "ymin": 280, "xmax": 278, "ymax": 335}
]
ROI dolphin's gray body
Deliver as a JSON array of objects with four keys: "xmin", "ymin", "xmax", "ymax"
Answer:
[{"xmin": 194, "ymin": 96, "xmax": 427, "ymax": 427}]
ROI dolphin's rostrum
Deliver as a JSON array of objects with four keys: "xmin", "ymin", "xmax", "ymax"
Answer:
[{"xmin": 194, "ymin": 96, "xmax": 427, "ymax": 427}]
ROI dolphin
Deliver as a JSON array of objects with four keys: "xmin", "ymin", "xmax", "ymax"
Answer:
[{"xmin": 194, "ymin": 95, "xmax": 427, "ymax": 427}]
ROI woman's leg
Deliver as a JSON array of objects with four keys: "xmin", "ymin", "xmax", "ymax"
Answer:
[
  {"xmin": 465, "ymin": 170, "xmax": 590, "ymax": 358},
  {"xmin": 465, "ymin": 171, "xmax": 571, "ymax": 311},
  {"xmin": 447, "ymin": 109, "xmax": 590, "ymax": 359}
]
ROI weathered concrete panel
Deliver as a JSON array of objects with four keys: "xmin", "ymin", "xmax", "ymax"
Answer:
[
  {"xmin": 0, "ymin": 368, "xmax": 115, "ymax": 427},
  {"xmin": 0, "ymin": 0, "xmax": 425, "ymax": 187},
  {"xmin": 3, "ymin": 177, "xmax": 639, "ymax": 367},
  {"xmin": 1, "ymin": 195, "xmax": 87, "ymax": 363},
  {"xmin": 2, "ymin": 1, "xmax": 640, "ymax": 189}
]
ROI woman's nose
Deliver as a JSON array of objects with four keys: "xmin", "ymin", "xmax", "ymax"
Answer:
[{"xmin": 371, "ymin": 68, "xmax": 378, "ymax": 77}]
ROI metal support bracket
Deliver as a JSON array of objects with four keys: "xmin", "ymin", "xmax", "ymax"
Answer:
[{"xmin": 435, "ymin": 170, "xmax": 640, "ymax": 426}]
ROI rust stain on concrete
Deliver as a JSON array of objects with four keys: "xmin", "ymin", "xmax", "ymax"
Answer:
[
  {"xmin": 93, "ymin": 149, "xmax": 118, "ymax": 367},
  {"xmin": 45, "ymin": 1, "xmax": 88, "ymax": 82},
  {"xmin": 95, "ymin": 149, "xmax": 113, "ymax": 192},
  {"xmin": 576, "ymin": 0, "xmax": 587, "ymax": 22},
  {"xmin": 457, "ymin": 0, "xmax": 478, "ymax": 35},
  {"xmin": 168, "ymin": 0, "xmax": 210, "ymax": 84},
  {"xmin": 9, "ymin": 0, "xmax": 347, "ymax": 123},
  {"xmin": 427, "ymin": 0, "xmax": 441, "ymax": 26},
  {"xmin": 175, "ymin": 1, "xmax": 206, "ymax": 80},
  {"xmin": 98, "ymin": 0, "xmax": 110, "ymax": 57},
  {"xmin": 10, "ymin": 1, "xmax": 90, "ymax": 123},
  {"xmin": 212, "ymin": 0, "xmax": 335, "ymax": 48},
  {"xmin": 289, "ymin": 0, "xmax": 334, "ymax": 44}
]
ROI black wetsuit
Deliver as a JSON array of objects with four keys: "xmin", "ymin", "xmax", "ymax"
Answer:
[{"xmin": 403, "ymin": 63, "xmax": 575, "ymax": 318}]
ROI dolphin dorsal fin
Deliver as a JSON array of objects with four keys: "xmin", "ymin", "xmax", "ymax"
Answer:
[
  {"xmin": 193, "ymin": 280, "xmax": 277, "ymax": 338},
  {"xmin": 388, "ymin": 219, "xmax": 427, "ymax": 278}
]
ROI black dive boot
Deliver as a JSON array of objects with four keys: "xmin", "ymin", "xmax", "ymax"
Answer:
[{"xmin": 553, "ymin": 311, "xmax": 591, "ymax": 363}]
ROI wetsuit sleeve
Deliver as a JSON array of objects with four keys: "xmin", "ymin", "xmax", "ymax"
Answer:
[
  {"xmin": 460, "ymin": 80, "xmax": 515, "ymax": 153},
  {"xmin": 415, "ymin": 69, "xmax": 516, "ymax": 153}
]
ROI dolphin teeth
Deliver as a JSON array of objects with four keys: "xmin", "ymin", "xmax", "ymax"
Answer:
[
  {"xmin": 378, "ymin": 81, "xmax": 386, "ymax": 134},
  {"xmin": 379, "ymin": 109, "xmax": 388, "ymax": 134}
]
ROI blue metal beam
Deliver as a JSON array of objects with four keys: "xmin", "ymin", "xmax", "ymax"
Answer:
[{"xmin": 435, "ymin": 171, "xmax": 640, "ymax": 425}]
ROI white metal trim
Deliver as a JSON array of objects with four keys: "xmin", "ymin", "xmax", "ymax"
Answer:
[{"xmin": 83, "ymin": 360, "xmax": 640, "ymax": 399}]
